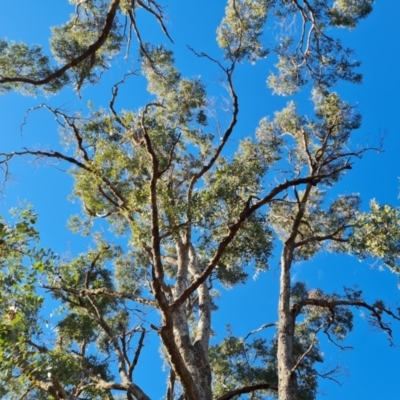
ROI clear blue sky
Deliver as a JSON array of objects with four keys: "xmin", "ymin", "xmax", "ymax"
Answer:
[{"xmin": 1, "ymin": 1, "xmax": 400, "ymax": 399}]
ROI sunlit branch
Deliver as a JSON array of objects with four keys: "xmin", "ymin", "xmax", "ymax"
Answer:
[
  {"xmin": 166, "ymin": 368, "xmax": 176, "ymax": 400},
  {"xmin": 80, "ymin": 369, "xmax": 150, "ymax": 400},
  {"xmin": 109, "ymin": 71, "xmax": 138, "ymax": 132},
  {"xmin": 243, "ymin": 322, "xmax": 277, "ymax": 342},
  {"xmin": 0, "ymin": 146, "xmax": 131, "ymax": 214},
  {"xmin": 0, "ymin": 0, "xmax": 121, "ymax": 87},
  {"xmin": 294, "ymin": 225, "xmax": 352, "ymax": 247},
  {"xmin": 291, "ymin": 321, "xmax": 325, "ymax": 374},
  {"xmin": 135, "ymin": 0, "xmax": 174, "ymax": 44},
  {"xmin": 171, "ymin": 165, "xmax": 353, "ymax": 311},
  {"xmin": 185, "ymin": 50, "xmax": 239, "ymax": 244},
  {"xmin": 42, "ymin": 284, "xmax": 155, "ymax": 307}
]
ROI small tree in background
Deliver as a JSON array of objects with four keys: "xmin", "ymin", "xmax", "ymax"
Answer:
[{"xmin": 1, "ymin": 1, "xmax": 400, "ymax": 399}]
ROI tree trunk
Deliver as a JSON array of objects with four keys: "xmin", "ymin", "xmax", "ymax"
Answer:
[
  {"xmin": 189, "ymin": 244, "xmax": 212, "ymax": 400},
  {"xmin": 277, "ymin": 246, "xmax": 298, "ymax": 400},
  {"xmin": 166, "ymin": 242, "xmax": 212, "ymax": 400}
]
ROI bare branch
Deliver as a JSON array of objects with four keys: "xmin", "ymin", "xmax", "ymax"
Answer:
[
  {"xmin": 243, "ymin": 323, "xmax": 277, "ymax": 342},
  {"xmin": 166, "ymin": 368, "xmax": 176, "ymax": 400},
  {"xmin": 291, "ymin": 322, "xmax": 325, "ymax": 374},
  {"xmin": 188, "ymin": 60, "xmax": 238, "ymax": 190},
  {"xmin": 324, "ymin": 330, "xmax": 353, "ymax": 351},
  {"xmin": 135, "ymin": 0, "xmax": 174, "ymax": 43},
  {"xmin": 0, "ymin": 146, "xmax": 129, "ymax": 213},
  {"xmin": 130, "ymin": 327, "xmax": 146, "ymax": 377},
  {"xmin": 0, "ymin": 149, "xmax": 90, "ymax": 171},
  {"xmin": 316, "ymin": 364, "xmax": 348, "ymax": 386},
  {"xmin": 109, "ymin": 71, "xmax": 138, "ymax": 130}
]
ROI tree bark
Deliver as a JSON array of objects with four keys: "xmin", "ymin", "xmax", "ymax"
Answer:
[
  {"xmin": 162, "ymin": 242, "xmax": 212, "ymax": 400},
  {"xmin": 189, "ymin": 244, "xmax": 212, "ymax": 400},
  {"xmin": 277, "ymin": 246, "xmax": 298, "ymax": 400}
]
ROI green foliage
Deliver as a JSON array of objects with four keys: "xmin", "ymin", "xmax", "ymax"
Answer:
[
  {"xmin": 0, "ymin": 217, "xmax": 135, "ymax": 398},
  {"xmin": 329, "ymin": 0, "xmax": 374, "ymax": 28},
  {"xmin": 269, "ymin": 190, "xmax": 361, "ymax": 260},
  {"xmin": 217, "ymin": 0, "xmax": 270, "ymax": 62},
  {"xmin": 0, "ymin": 209, "xmax": 54, "ymax": 398},
  {"xmin": 1, "ymin": 1, "xmax": 398, "ymax": 399},
  {"xmin": 210, "ymin": 322, "xmax": 322, "ymax": 400},
  {"xmin": 0, "ymin": 39, "xmax": 67, "ymax": 94},
  {"xmin": 351, "ymin": 200, "xmax": 400, "ymax": 272},
  {"xmin": 50, "ymin": 0, "xmax": 123, "ymax": 93},
  {"xmin": 266, "ymin": 0, "xmax": 369, "ymax": 94},
  {"xmin": 210, "ymin": 332, "xmax": 277, "ymax": 399},
  {"xmin": 292, "ymin": 282, "xmax": 355, "ymax": 342}
]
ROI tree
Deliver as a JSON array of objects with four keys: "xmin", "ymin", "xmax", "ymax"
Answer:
[{"xmin": 1, "ymin": 1, "xmax": 400, "ymax": 399}]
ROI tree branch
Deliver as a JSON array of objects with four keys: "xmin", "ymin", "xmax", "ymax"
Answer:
[
  {"xmin": 130, "ymin": 327, "xmax": 146, "ymax": 378},
  {"xmin": 215, "ymin": 382, "xmax": 278, "ymax": 400},
  {"xmin": 294, "ymin": 225, "xmax": 352, "ymax": 247},
  {"xmin": 294, "ymin": 298, "xmax": 400, "ymax": 343},
  {"xmin": 291, "ymin": 321, "xmax": 325, "ymax": 374},
  {"xmin": 171, "ymin": 166, "xmax": 352, "ymax": 311},
  {"xmin": 0, "ymin": 0, "xmax": 121, "ymax": 88},
  {"xmin": 243, "ymin": 322, "xmax": 277, "ymax": 342}
]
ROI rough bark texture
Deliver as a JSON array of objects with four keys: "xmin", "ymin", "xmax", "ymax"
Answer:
[
  {"xmin": 277, "ymin": 247, "xmax": 298, "ymax": 400},
  {"xmin": 277, "ymin": 184, "xmax": 313, "ymax": 399},
  {"xmin": 155, "ymin": 241, "xmax": 213, "ymax": 400}
]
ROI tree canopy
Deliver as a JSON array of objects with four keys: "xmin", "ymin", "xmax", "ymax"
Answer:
[{"xmin": 1, "ymin": 1, "xmax": 400, "ymax": 399}]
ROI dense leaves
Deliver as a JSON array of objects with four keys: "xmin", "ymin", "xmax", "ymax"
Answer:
[{"xmin": 1, "ymin": 1, "xmax": 400, "ymax": 400}]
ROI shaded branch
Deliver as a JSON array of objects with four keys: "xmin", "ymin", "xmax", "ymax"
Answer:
[
  {"xmin": 0, "ymin": 147, "xmax": 128, "ymax": 213},
  {"xmin": 135, "ymin": 0, "xmax": 174, "ymax": 44},
  {"xmin": 130, "ymin": 327, "xmax": 146, "ymax": 378},
  {"xmin": 166, "ymin": 368, "xmax": 176, "ymax": 400},
  {"xmin": 0, "ymin": 149, "xmax": 90, "ymax": 171},
  {"xmin": 215, "ymin": 382, "xmax": 278, "ymax": 400},
  {"xmin": 109, "ymin": 71, "xmax": 138, "ymax": 131},
  {"xmin": 15, "ymin": 354, "xmax": 79, "ymax": 400}
]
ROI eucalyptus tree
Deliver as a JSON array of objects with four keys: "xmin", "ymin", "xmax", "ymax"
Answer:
[{"xmin": 1, "ymin": 1, "xmax": 400, "ymax": 400}]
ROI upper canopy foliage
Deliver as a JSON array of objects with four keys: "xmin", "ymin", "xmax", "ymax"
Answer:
[{"xmin": 1, "ymin": 1, "xmax": 400, "ymax": 400}]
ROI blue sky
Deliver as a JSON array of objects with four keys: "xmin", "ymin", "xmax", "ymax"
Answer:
[{"xmin": 1, "ymin": 1, "xmax": 400, "ymax": 399}]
